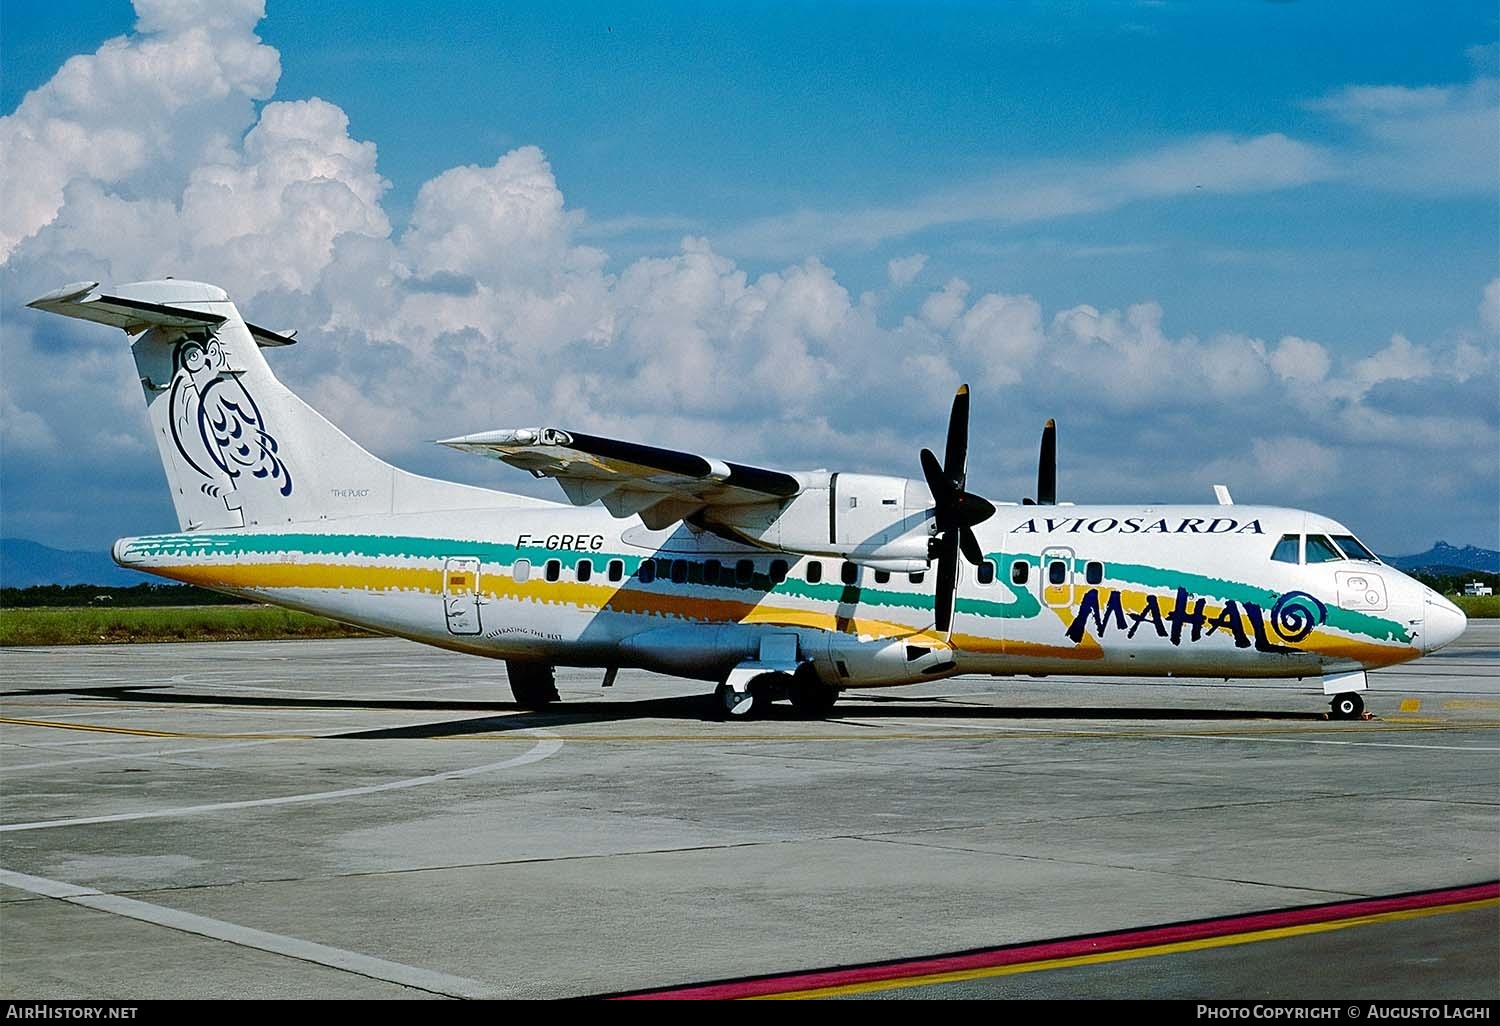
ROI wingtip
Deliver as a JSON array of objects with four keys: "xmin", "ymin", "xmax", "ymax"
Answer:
[
  {"xmin": 1045, "ymin": 418, "xmax": 1055, "ymax": 429},
  {"xmin": 956, "ymin": 383, "xmax": 969, "ymax": 396}
]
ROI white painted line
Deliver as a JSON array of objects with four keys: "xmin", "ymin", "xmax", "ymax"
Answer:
[
  {"xmin": 0, "ymin": 867, "xmax": 503, "ymax": 998},
  {"xmin": 0, "ymin": 730, "xmax": 563, "ymax": 833}
]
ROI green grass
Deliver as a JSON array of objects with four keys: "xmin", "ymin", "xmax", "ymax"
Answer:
[
  {"xmin": 0, "ymin": 605, "xmax": 375, "ymax": 646},
  {"xmin": 1451, "ymin": 594, "xmax": 1500, "ymax": 619}
]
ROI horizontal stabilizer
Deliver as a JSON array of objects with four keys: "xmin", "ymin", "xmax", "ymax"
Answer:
[{"xmin": 28, "ymin": 282, "xmax": 295, "ymax": 347}]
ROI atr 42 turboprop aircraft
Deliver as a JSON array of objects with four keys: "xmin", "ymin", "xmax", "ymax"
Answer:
[{"xmin": 29, "ymin": 279, "xmax": 1467, "ymax": 719}]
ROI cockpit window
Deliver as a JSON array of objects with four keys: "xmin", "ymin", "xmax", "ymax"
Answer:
[
  {"xmin": 1271, "ymin": 534, "xmax": 1300, "ymax": 563},
  {"xmin": 1332, "ymin": 534, "xmax": 1379, "ymax": 562},
  {"xmin": 1304, "ymin": 534, "xmax": 1343, "ymax": 564}
]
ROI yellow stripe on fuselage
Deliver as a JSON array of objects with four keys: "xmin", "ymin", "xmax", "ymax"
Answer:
[
  {"xmin": 139, "ymin": 558, "xmax": 1415, "ymax": 665},
  {"xmin": 144, "ymin": 559, "xmax": 933, "ymax": 641}
]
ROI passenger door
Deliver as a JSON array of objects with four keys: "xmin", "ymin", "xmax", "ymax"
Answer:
[{"xmin": 443, "ymin": 557, "xmax": 482, "ymax": 635}]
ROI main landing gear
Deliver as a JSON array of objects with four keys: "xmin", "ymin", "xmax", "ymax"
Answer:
[
  {"xmin": 713, "ymin": 669, "xmax": 840, "ymax": 720},
  {"xmin": 714, "ymin": 680, "xmax": 758, "ymax": 718},
  {"xmin": 506, "ymin": 660, "xmax": 559, "ymax": 709},
  {"xmin": 1329, "ymin": 692, "xmax": 1365, "ymax": 720}
]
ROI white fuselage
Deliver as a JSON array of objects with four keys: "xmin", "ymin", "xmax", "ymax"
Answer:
[{"xmin": 113, "ymin": 500, "xmax": 1462, "ymax": 690}]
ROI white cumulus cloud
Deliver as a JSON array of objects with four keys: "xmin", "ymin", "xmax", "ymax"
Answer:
[
  {"xmin": 1, "ymin": 1, "xmax": 1495, "ymax": 557},
  {"xmin": 886, "ymin": 253, "xmax": 928, "ymax": 287},
  {"xmin": 0, "ymin": 1, "xmax": 279, "ymax": 261},
  {"xmin": 1269, "ymin": 335, "xmax": 1333, "ymax": 384},
  {"xmin": 1481, "ymin": 278, "xmax": 1500, "ymax": 333}
]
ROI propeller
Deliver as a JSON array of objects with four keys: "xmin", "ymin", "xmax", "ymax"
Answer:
[
  {"xmin": 921, "ymin": 384, "xmax": 997, "ymax": 634},
  {"xmin": 1022, "ymin": 418, "xmax": 1057, "ymax": 506}
]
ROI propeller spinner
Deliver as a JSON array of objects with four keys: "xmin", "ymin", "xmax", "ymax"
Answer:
[{"xmin": 921, "ymin": 385, "xmax": 997, "ymax": 635}]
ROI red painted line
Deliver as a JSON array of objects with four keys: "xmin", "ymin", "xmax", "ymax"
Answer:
[{"xmin": 610, "ymin": 881, "xmax": 1499, "ymax": 1000}]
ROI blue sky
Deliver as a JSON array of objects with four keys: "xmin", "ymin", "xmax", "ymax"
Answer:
[{"xmin": 1, "ymin": 0, "xmax": 1496, "ymax": 556}]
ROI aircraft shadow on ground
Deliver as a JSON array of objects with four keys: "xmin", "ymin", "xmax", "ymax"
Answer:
[{"xmin": 1, "ymin": 684, "xmax": 1330, "ymax": 737}]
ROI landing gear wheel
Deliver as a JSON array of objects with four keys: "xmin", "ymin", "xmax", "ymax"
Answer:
[
  {"xmin": 788, "ymin": 677, "xmax": 839, "ymax": 719},
  {"xmin": 1330, "ymin": 692, "xmax": 1364, "ymax": 720},
  {"xmin": 713, "ymin": 682, "xmax": 756, "ymax": 720}
]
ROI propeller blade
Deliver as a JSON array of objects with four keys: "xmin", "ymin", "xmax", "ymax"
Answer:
[
  {"xmin": 922, "ymin": 383, "xmax": 994, "ymax": 636},
  {"xmin": 933, "ymin": 531, "xmax": 958, "ymax": 634},
  {"xmin": 943, "ymin": 384, "xmax": 970, "ymax": 485},
  {"xmin": 959, "ymin": 526, "xmax": 984, "ymax": 566},
  {"xmin": 1036, "ymin": 418, "xmax": 1056, "ymax": 505},
  {"xmin": 919, "ymin": 447, "xmax": 947, "ymax": 511}
]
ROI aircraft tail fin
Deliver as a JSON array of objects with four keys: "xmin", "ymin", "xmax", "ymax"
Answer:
[{"xmin": 29, "ymin": 279, "xmax": 528, "ymax": 531}]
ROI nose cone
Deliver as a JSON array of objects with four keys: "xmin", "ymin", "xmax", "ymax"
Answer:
[{"xmin": 1423, "ymin": 594, "xmax": 1467, "ymax": 653}]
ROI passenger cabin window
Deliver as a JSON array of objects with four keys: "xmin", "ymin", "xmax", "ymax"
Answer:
[
  {"xmin": 638, "ymin": 560, "xmax": 656, "ymax": 584},
  {"xmin": 1011, "ymin": 561, "xmax": 1029, "ymax": 585},
  {"xmin": 737, "ymin": 559, "xmax": 755, "ymax": 585},
  {"xmin": 513, "ymin": 559, "xmax": 531, "ymax": 583},
  {"xmin": 841, "ymin": 562, "xmax": 859, "ymax": 586},
  {"xmin": 1085, "ymin": 561, "xmax": 1103, "ymax": 586},
  {"xmin": 1305, "ymin": 535, "xmax": 1343, "ymax": 564},
  {"xmin": 806, "ymin": 561, "xmax": 823, "ymax": 584},
  {"xmin": 909, "ymin": 571, "xmax": 925, "ymax": 584},
  {"xmin": 1271, "ymin": 535, "xmax": 1300, "ymax": 564},
  {"xmin": 874, "ymin": 569, "xmax": 890, "ymax": 584},
  {"xmin": 670, "ymin": 560, "xmax": 688, "ymax": 584},
  {"xmin": 1332, "ymin": 535, "xmax": 1379, "ymax": 562},
  {"xmin": 703, "ymin": 559, "xmax": 722, "ymax": 585},
  {"xmin": 607, "ymin": 559, "xmax": 624, "ymax": 582},
  {"xmin": 976, "ymin": 561, "xmax": 995, "ymax": 586},
  {"xmin": 770, "ymin": 559, "xmax": 789, "ymax": 584},
  {"xmin": 576, "ymin": 559, "xmax": 592, "ymax": 583},
  {"xmin": 1048, "ymin": 560, "xmax": 1067, "ymax": 585},
  {"xmin": 544, "ymin": 559, "xmax": 561, "ymax": 582}
]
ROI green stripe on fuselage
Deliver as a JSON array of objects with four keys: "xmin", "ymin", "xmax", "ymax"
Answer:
[{"xmin": 120, "ymin": 534, "xmax": 1403, "ymax": 642}]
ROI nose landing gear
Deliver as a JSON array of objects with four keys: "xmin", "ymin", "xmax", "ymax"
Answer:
[{"xmin": 1329, "ymin": 692, "xmax": 1365, "ymax": 720}]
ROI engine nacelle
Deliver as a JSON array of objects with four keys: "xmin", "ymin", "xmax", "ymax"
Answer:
[
  {"xmin": 620, "ymin": 623, "xmax": 959, "ymax": 689},
  {"xmin": 707, "ymin": 472, "xmax": 933, "ymax": 571},
  {"xmin": 810, "ymin": 633, "xmax": 957, "ymax": 688}
]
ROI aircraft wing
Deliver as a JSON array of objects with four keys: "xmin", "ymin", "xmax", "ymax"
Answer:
[{"xmin": 439, "ymin": 428, "xmax": 802, "ymax": 529}]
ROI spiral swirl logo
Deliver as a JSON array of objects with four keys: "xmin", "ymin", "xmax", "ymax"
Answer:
[{"xmin": 1269, "ymin": 591, "xmax": 1327, "ymax": 643}]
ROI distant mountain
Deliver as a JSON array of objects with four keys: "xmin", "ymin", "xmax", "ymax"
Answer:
[
  {"xmin": 1381, "ymin": 541, "xmax": 1500, "ymax": 576},
  {"xmin": 0, "ymin": 538, "xmax": 145, "ymax": 588}
]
